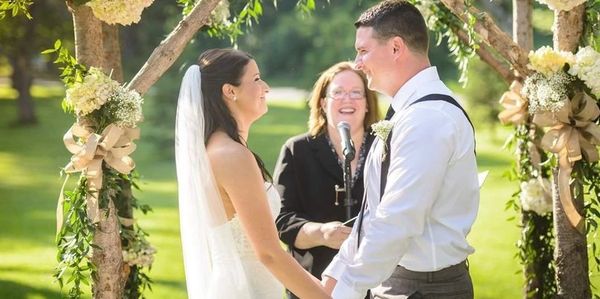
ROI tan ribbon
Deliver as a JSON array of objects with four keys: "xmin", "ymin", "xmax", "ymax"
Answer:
[
  {"xmin": 57, "ymin": 121, "xmax": 140, "ymax": 233},
  {"xmin": 498, "ymin": 81, "xmax": 529, "ymax": 125},
  {"xmin": 533, "ymin": 92, "xmax": 600, "ymax": 233}
]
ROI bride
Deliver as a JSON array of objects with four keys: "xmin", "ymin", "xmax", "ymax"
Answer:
[{"xmin": 175, "ymin": 48, "xmax": 330, "ymax": 299}]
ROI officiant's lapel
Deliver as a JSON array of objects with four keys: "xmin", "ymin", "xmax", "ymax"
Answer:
[{"xmin": 310, "ymin": 133, "xmax": 343, "ymax": 181}]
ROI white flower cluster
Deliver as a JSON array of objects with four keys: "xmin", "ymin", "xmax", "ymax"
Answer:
[
  {"xmin": 122, "ymin": 244, "xmax": 156, "ymax": 267},
  {"xmin": 87, "ymin": 0, "xmax": 154, "ymax": 26},
  {"xmin": 568, "ymin": 46, "xmax": 600, "ymax": 98},
  {"xmin": 65, "ymin": 67, "xmax": 144, "ymax": 127},
  {"xmin": 520, "ymin": 178, "xmax": 553, "ymax": 215},
  {"xmin": 107, "ymin": 87, "xmax": 144, "ymax": 128},
  {"xmin": 528, "ymin": 46, "xmax": 574, "ymax": 78},
  {"xmin": 66, "ymin": 67, "xmax": 119, "ymax": 116},
  {"xmin": 371, "ymin": 120, "xmax": 394, "ymax": 142},
  {"xmin": 208, "ymin": 0, "xmax": 231, "ymax": 26},
  {"xmin": 522, "ymin": 71, "xmax": 572, "ymax": 114},
  {"xmin": 535, "ymin": 0, "xmax": 586, "ymax": 11}
]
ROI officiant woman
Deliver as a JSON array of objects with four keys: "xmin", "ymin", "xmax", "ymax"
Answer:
[{"xmin": 274, "ymin": 61, "xmax": 380, "ymax": 299}]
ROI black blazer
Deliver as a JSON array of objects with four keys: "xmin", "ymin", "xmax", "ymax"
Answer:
[{"xmin": 274, "ymin": 132, "xmax": 374, "ymax": 282}]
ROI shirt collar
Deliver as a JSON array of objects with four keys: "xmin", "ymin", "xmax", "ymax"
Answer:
[{"xmin": 390, "ymin": 66, "xmax": 440, "ymax": 113}]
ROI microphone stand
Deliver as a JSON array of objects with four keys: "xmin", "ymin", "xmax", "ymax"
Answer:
[{"xmin": 343, "ymin": 155, "xmax": 353, "ymax": 221}]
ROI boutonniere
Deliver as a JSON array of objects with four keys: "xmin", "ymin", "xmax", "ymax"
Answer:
[{"xmin": 371, "ymin": 120, "xmax": 394, "ymax": 159}]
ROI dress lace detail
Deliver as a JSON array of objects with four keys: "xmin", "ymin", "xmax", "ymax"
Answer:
[{"xmin": 217, "ymin": 182, "xmax": 284, "ymax": 298}]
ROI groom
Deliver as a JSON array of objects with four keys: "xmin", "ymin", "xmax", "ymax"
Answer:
[{"xmin": 321, "ymin": 1, "xmax": 480, "ymax": 298}]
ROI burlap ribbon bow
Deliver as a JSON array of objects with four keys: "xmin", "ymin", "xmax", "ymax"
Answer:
[
  {"xmin": 57, "ymin": 121, "xmax": 140, "ymax": 233},
  {"xmin": 533, "ymin": 92, "xmax": 600, "ymax": 233},
  {"xmin": 498, "ymin": 81, "xmax": 529, "ymax": 126}
]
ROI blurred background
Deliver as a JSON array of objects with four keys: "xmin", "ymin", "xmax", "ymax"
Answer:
[{"xmin": 2, "ymin": 0, "xmax": 585, "ymax": 298}]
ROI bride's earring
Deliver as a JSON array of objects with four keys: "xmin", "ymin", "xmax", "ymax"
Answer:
[{"xmin": 233, "ymin": 96, "xmax": 237, "ymax": 102}]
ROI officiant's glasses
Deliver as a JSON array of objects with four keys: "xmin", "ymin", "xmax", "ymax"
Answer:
[{"xmin": 327, "ymin": 89, "xmax": 365, "ymax": 101}]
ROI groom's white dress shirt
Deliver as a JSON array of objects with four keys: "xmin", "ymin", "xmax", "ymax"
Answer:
[{"xmin": 322, "ymin": 67, "xmax": 480, "ymax": 299}]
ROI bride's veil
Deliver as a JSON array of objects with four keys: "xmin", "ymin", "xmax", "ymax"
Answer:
[{"xmin": 175, "ymin": 65, "xmax": 251, "ymax": 298}]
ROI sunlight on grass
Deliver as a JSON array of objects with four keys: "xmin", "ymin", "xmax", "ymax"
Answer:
[
  {"xmin": 0, "ymin": 84, "xmax": 17, "ymax": 99},
  {"xmin": 0, "ymin": 81, "xmax": 65, "ymax": 101},
  {"xmin": 0, "ymin": 152, "xmax": 37, "ymax": 187}
]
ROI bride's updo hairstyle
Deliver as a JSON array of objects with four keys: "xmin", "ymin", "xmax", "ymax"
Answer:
[{"xmin": 197, "ymin": 48, "xmax": 271, "ymax": 181}]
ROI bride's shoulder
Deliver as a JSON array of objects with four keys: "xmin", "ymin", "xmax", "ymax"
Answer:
[{"xmin": 206, "ymin": 132, "xmax": 254, "ymax": 168}]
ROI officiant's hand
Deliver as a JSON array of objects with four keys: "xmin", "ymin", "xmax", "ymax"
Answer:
[{"xmin": 321, "ymin": 221, "xmax": 351, "ymax": 249}]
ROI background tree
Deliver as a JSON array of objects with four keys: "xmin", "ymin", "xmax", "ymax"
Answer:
[{"xmin": 0, "ymin": 0, "xmax": 71, "ymax": 125}]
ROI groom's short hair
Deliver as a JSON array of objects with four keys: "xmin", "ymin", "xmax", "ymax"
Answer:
[{"xmin": 355, "ymin": 0, "xmax": 428, "ymax": 54}]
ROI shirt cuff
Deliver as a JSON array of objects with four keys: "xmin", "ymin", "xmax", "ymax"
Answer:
[
  {"xmin": 321, "ymin": 255, "xmax": 346, "ymax": 280},
  {"xmin": 331, "ymin": 276, "xmax": 365, "ymax": 299}
]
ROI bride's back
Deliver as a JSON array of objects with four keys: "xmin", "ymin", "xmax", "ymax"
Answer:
[{"xmin": 206, "ymin": 130, "xmax": 255, "ymax": 220}]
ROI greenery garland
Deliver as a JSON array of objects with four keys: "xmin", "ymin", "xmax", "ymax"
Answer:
[
  {"xmin": 504, "ymin": 123, "xmax": 556, "ymax": 298},
  {"xmin": 409, "ymin": 0, "xmax": 480, "ymax": 85}
]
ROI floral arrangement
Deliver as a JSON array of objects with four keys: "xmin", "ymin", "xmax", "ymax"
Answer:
[
  {"xmin": 535, "ymin": 0, "xmax": 586, "ymax": 12},
  {"xmin": 65, "ymin": 68, "xmax": 119, "ymax": 116},
  {"xmin": 523, "ymin": 46, "xmax": 600, "ymax": 116},
  {"xmin": 520, "ymin": 178, "xmax": 553, "ymax": 215},
  {"xmin": 65, "ymin": 67, "xmax": 144, "ymax": 127},
  {"xmin": 86, "ymin": 0, "xmax": 154, "ymax": 26},
  {"xmin": 518, "ymin": 45, "xmax": 600, "ymax": 235}
]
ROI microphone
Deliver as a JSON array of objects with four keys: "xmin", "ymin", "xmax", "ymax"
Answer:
[{"xmin": 337, "ymin": 121, "xmax": 355, "ymax": 160}]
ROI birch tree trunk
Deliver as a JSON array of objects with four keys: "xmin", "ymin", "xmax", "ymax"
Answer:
[
  {"xmin": 102, "ymin": 23, "xmax": 123, "ymax": 82},
  {"xmin": 552, "ymin": 5, "xmax": 590, "ymax": 298},
  {"xmin": 70, "ymin": 3, "xmax": 124, "ymax": 298}
]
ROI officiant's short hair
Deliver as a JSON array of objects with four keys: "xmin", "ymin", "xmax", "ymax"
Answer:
[{"xmin": 355, "ymin": 0, "xmax": 429, "ymax": 54}]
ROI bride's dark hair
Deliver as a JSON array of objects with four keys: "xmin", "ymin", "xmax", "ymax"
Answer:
[{"xmin": 197, "ymin": 48, "xmax": 272, "ymax": 181}]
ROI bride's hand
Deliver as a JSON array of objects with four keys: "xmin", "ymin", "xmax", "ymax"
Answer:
[{"xmin": 320, "ymin": 221, "xmax": 351, "ymax": 249}]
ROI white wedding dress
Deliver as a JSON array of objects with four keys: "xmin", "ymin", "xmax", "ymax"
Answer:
[{"xmin": 208, "ymin": 182, "xmax": 284, "ymax": 298}]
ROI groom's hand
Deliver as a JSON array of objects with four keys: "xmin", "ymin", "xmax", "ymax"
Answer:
[
  {"xmin": 321, "ymin": 275, "xmax": 337, "ymax": 296},
  {"xmin": 321, "ymin": 221, "xmax": 352, "ymax": 249}
]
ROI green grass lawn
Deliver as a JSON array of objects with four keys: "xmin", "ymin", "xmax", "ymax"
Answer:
[{"xmin": 0, "ymin": 84, "xmax": 594, "ymax": 298}]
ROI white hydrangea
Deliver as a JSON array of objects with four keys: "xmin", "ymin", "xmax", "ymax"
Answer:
[
  {"xmin": 520, "ymin": 178, "xmax": 552, "ymax": 215},
  {"xmin": 528, "ymin": 46, "xmax": 574, "ymax": 78},
  {"xmin": 87, "ymin": 0, "xmax": 154, "ymax": 26},
  {"xmin": 522, "ymin": 71, "xmax": 572, "ymax": 114},
  {"xmin": 65, "ymin": 67, "xmax": 119, "ymax": 116},
  {"xmin": 535, "ymin": 0, "xmax": 586, "ymax": 11},
  {"xmin": 208, "ymin": 0, "xmax": 231, "ymax": 26},
  {"xmin": 568, "ymin": 46, "xmax": 600, "ymax": 98}
]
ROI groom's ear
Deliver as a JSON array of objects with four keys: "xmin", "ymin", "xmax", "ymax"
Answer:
[
  {"xmin": 391, "ymin": 36, "xmax": 406, "ymax": 58},
  {"xmin": 222, "ymin": 84, "xmax": 236, "ymax": 101}
]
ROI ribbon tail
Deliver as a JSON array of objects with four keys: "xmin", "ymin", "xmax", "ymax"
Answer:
[
  {"xmin": 557, "ymin": 156, "xmax": 585, "ymax": 234},
  {"xmin": 56, "ymin": 174, "xmax": 71, "ymax": 238}
]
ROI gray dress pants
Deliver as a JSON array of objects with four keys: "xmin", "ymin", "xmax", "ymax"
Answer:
[{"xmin": 370, "ymin": 261, "xmax": 473, "ymax": 299}]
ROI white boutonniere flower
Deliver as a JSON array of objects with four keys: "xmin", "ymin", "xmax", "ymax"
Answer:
[
  {"xmin": 371, "ymin": 120, "xmax": 394, "ymax": 159},
  {"xmin": 371, "ymin": 120, "xmax": 394, "ymax": 142}
]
